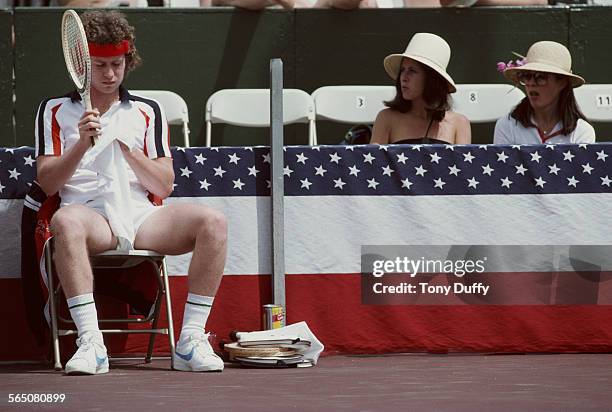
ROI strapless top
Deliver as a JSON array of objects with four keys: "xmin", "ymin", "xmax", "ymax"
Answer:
[{"xmin": 391, "ymin": 137, "xmax": 450, "ymax": 145}]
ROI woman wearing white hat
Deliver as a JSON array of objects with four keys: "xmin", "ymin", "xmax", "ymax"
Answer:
[
  {"xmin": 494, "ymin": 41, "xmax": 595, "ymax": 144},
  {"xmin": 370, "ymin": 33, "xmax": 471, "ymax": 145}
]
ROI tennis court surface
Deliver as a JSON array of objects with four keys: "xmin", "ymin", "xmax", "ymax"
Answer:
[{"xmin": 2, "ymin": 353, "xmax": 612, "ymax": 410}]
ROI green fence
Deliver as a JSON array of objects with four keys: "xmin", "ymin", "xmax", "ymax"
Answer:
[
  {"xmin": 0, "ymin": 10, "xmax": 12, "ymax": 147},
  {"xmin": 6, "ymin": 7, "xmax": 612, "ymax": 146}
]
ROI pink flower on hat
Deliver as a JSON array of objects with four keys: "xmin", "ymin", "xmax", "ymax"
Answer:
[{"xmin": 496, "ymin": 53, "xmax": 527, "ymax": 73}]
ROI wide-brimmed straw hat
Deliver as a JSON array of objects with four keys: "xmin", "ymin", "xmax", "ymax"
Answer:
[
  {"xmin": 383, "ymin": 33, "xmax": 456, "ymax": 93},
  {"xmin": 504, "ymin": 41, "xmax": 585, "ymax": 88}
]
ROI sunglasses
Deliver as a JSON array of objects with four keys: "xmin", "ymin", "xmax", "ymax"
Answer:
[{"xmin": 517, "ymin": 71, "xmax": 551, "ymax": 86}]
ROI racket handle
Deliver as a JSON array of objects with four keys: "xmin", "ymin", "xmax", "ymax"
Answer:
[{"xmin": 83, "ymin": 91, "xmax": 98, "ymax": 146}]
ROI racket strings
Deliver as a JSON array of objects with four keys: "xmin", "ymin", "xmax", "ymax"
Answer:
[{"xmin": 64, "ymin": 17, "xmax": 88, "ymax": 89}]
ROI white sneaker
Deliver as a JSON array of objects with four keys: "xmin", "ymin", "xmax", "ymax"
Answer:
[
  {"xmin": 64, "ymin": 331, "xmax": 109, "ymax": 375},
  {"xmin": 173, "ymin": 332, "xmax": 224, "ymax": 372}
]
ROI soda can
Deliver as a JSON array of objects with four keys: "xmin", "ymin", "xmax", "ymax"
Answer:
[{"xmin": 262, "ymin": 304, "xmax": 284, "ymax": 330}]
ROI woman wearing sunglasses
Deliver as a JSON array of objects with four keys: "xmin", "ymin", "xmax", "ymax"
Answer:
[{"xmin": 494, "ymin": 41, "xmax": 595, "ymax": 144}]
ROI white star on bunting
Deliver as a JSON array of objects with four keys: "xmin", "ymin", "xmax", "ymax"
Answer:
[
  {"xmin": 515, "ymin": 164, "xmax": 527, "ymax": 175},
  {"xmin": 534, "ymin": 177, "xmax": 546, "ymax": 188},
  {"xmin": 448, "ymin": 165, "xmax": 461, "ymax": 176},
  {"xmin": 228, "ymin": 153, "xmax": 241, "ymax": 165},
  {"xmin": 199, "ymin": 179, "xmax": 211, "ymax": 191},
  {"xmin": 433, "ymin": 178, "xmax": 446, "ymax": 189},
  {"xmin": 23, "ymin": 155, "xmax": 35, "ymax": 166},
  {"xmin": 548, "ymin": 164, "xmax": 560, "ymax": 175},
  {"xmin": 248, "ymin": 166, "xmax": 259, "ymax": 177},
  {"xmin": 315, "ymin": 165, "xmax": 327, "ymax": 177},
  {"xmin": 348, "ymin": 165, "xmax": 360, "ymax": 177},
  {"xmin": 497, "ymin": 152, "xmax": 509, "ymax": 163},
  {"xmin": 333, "ymin": 178, "xmax": 346, "ymax": 189},
  {"xmin": 296, "ymin": 153, "xmax": 308, "ymax": 164},
  {"xmin": 363, "ymin": 153, "xmax": 375, "ymax": 164},
  {"xmin": 567, "ymin": 176, "xmax": 579, "ymax": 187},
  {"xmin": 467, "ymin": 177, "xmax": 479, "ymax": 188},
  {"xmin": 381, "ymin": 166, "xmax": 394, "ymax": 176},
  {"xmin": 415, "ymin": 165, "xmax": 427, "ymax": 177},
  {"xmin": 563, "ymin": 150, "xmax": 575, "ymax": 162},
  {"xmin": 213, "ymin": 166, "xmax": 226, "ymax": 177},
  {"xmin": 329, "ymin": 152, "xmax": 341, "ymax": 164},
  {"xmin": 300, "ymin": 178, "xmax": 312, "ymax": 190},
  {"xmin": 232, "ymin": 179, "xmax": 245, "ymax": 190},
  {"xmin": 180, "ymin": 166, "xmax": 192, "ymax": 178},
  {"xmin": 194, "ymin": 153, "xmax": 206, "ymax": 165}
]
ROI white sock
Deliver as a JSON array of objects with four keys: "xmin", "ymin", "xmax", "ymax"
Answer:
[
  {"xmin": 179, "ymin": 293, "xmax": 214, "ymax": 342},
  {"xmin": 67, "ymin": 293, "xmax": 101, "ymax": 338}
]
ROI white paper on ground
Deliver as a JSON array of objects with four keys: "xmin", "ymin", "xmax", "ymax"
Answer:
[{"xmin": 235, "ymin": 321, "xmax": 324, "ymax": 365}]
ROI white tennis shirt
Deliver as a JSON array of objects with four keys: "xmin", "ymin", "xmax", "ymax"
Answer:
[{"xmin": 35, "ymin": 87, "xmax": 172, "ymax": 247}]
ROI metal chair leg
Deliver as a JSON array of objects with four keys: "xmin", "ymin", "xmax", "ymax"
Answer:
[
  {"xmin": 146, "ymin": 260, "xmax": 164, "ymax": 363},
  {"xmin": 161, "ymin": 258, "xmax": 176, "ymax": 368},
  {"xmin": 45, "ymin": 242, "xmax": 62, "ymax": 371}
]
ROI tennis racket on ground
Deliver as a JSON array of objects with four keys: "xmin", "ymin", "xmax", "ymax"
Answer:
[{"xmin": 61, "ymin": 10, "xmax": 96, "ymax": 144}]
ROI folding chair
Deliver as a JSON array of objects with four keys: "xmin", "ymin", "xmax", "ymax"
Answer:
[
  {"xmin": 311, "ymin": 85, "xmax": 395, "ymax": 144},
  {"xmin": 132, "ymin": 90, "xmax": 191, "ymax": 147},
  {"xmin": 205, "ymin": 88, "xmax": 316, "ymax": 146},
  {"xmin": 452, "ymin": 84, "xmax": 525, "ymax": 123},
  {"xmin": 45, "ymin": 245, "xmax": 176, "ymax": 371},
  {"xmin": 573, "ymin": 84, "xmax": 612, "ymax": 122},
  {"xmin": 163, "ymin": 0, "xmax": 200, "ymax": 5}
]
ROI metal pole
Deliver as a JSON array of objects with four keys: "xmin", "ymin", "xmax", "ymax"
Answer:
[{"xmin": 269, "ymin": 59, "xmax": 286, "ymax": 322}]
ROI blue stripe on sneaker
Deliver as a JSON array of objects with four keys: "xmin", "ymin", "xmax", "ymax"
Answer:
[{"xmin": 175, "ymin": 347, "xmax": 195, "ymax": 361}]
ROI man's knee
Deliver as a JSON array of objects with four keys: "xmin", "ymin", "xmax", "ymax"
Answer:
[
  {"xmin": 196, "ymin": 208, "xmax": 228, "ymax": 245},
  {"xmin": 50, "ymin": 209, "xmax": 87, "ymax": 244}
]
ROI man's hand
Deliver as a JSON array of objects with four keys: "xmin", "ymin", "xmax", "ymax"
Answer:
[{"xmin": 78, "ymin": 109, "xmax": 101, "ymax": 145}]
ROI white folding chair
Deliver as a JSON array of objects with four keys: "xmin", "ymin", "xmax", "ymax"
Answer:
[
  {"xmin": 132, "ymin": 90, "xmax": 191, "ymax": 147},
  {"xmin": 45, "ymin": 246, "xmax": 176, "ymax": 371},
  {"xmin": 163, "ymin": 0, "xmax": 200, "ymax": 6},
  {"xmin": 311, "ymin": 85, "xmax": 395, "ymax": 144},
  {"xmin": 452, "ymin": 84, "xmax": 526, "ymax": 123},
  {"xmin": 205, "ymin": 89, "xmax": 316, "ymax": 146},
  {"xmin": 573, "ymin": 84, "xmax": 612, "ymax": 122}
]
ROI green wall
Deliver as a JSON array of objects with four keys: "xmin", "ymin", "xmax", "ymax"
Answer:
[
  {"xmin": 0, "ymin": 10, "xmax": 12, "ymax": 147},
  {"xmin": 7, "ymin": 7, "xmax": 612, "ymax": 146}
]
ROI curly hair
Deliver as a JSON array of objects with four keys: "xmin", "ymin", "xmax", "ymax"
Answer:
[{"xmin": 81, "ymin": 10, "xmax": 141, "ymax": 74}]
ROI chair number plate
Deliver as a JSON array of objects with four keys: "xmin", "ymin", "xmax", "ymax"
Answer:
[
  {"xmin": 468, "ymin": 91, "xmax": 478, "ymax": 103},
  {"xmin": 596, "ymin": 95, "xmax": 612, "ymax": 107}
]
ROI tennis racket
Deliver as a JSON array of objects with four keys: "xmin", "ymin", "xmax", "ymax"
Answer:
[{"xmin": 61, "ymin": 10, "xmax": 96, "ymax": 144}]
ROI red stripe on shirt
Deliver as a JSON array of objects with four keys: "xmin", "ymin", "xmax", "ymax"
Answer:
[
  {"xmin": 139, "ymin": 108, "xmax": 150, "ymax": 157},
  {"xmin": 50, "ymin": 103, "xmax": 62, "ymax": 155}
]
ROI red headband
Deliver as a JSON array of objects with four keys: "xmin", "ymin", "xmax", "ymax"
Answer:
[{"xmin": 88, "ymin": 40, "xmax": 130, "ymax": 57}]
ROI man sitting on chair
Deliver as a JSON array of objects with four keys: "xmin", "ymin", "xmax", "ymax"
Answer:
[{"xmin": 35, "ymin": 10, "xmax": 226, "ymax": 374}]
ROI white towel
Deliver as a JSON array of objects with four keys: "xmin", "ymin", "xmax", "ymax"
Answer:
[{"xmin": 81, "ymin": 124, "xmax": 136, "ymax": 251}]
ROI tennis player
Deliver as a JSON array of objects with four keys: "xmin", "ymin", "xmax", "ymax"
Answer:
[{"xmin": 34, "ymin": 10, "xmax": 226, "ymax": 375}]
